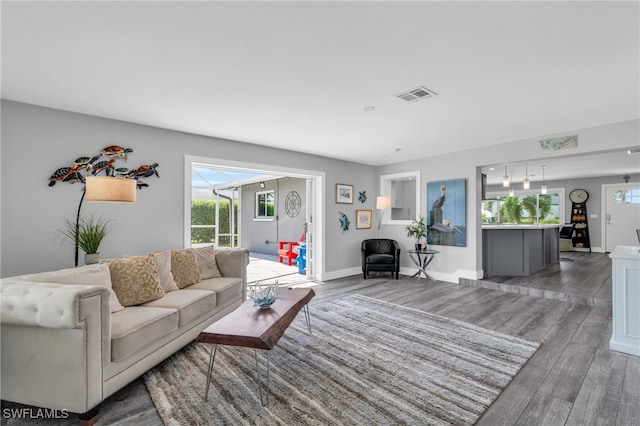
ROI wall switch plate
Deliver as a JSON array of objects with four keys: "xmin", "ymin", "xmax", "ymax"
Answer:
[{"xmin": 590, "ymin": 214, "xmax": 598, "ymax": 219}]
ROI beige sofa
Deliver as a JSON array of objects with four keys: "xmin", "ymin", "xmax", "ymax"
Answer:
[{"xmin": 0, "ymin": 247, "xmax": 249, "ymax": 425}]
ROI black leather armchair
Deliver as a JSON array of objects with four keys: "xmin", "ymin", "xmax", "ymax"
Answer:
[{"xmin": 361, "ymin": 239, "xmax": 401, "ymax": 280}]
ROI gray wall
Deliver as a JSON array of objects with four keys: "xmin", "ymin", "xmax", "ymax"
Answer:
[
  {"xmin": 2, "ymin": 100, "xmax": 636, "ymax": 281},
  {"xmin": 377, "ymin": 119, "xmax": 639, "ymax": 282},
  {"xmin": 0, "ymin": 101, "xmax": 377, "ymax": 278},
  {"xmin": 241, "ymin": 177, "xmax": 307, "ymax": 255}
]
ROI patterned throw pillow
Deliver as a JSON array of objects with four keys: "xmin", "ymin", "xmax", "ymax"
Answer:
[
  {"xmin": 171, "ymin": 249, "xmax": 202, "ymax": 288},
  {"xmin": 101, "ymin": 253, "xmax": 164, "ymax": 306},
  {"xmin": 153, "ymin": 250, "xmax": 179, "ymax": 292},
  {"xmin": 193, "ymin": 245, "xmax": 222, "ymax": 279}
]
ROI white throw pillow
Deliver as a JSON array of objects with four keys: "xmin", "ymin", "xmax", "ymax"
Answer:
[
  {"xmin": 17, "ymin": 263, "xmax": 125, "ymax": 313},
  {"xmin": 153, "ymin": 250, "xmax": 179, "ymax": 292},
  {"xmin": 193, "ymin": 245, "xmax": 222, "ymax": 279}
]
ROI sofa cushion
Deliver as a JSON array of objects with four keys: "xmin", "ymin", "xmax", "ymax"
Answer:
[
  {"xmin": 193, "ymin": 246, "xmax": 222, "ymax": 279},
  {"xmin": 186, "ymin": 277, "xmax": 243, "ymax": 308},
  {"xmin": 171, "ymin": 249, "xmax": 201, "ymax": 288},
  {"xmin": 141, "ymin": 289, "xmax": 216, "ymax": 326},
  {"xmin": 153, "ymin": 250, "xmax": 179, "ymax": 292},
  {"xmin": 102, "ymin": 254, "xmax": 164, "ymax": 306},
  {"xmin": 111, "ymin": 306, "xmax": 178, "ymax": 361},
  {"xmin": 15, "ymin": 263, "xmax": 124, "ymax": 313}
]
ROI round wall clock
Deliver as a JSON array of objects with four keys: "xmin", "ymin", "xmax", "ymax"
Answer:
[{"xmin": 569, "ymin": 188, "xmax": 589, "ymax": 203}]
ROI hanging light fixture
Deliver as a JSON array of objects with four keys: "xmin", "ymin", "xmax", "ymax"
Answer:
[
  {"xmin": 509, "ymin": 171, "xmax": 515, "ymax": 196},
  {"xmin": 502, "ymin": 165, "xmax": 510, "ymax": 187},
  {"xmin": 522, "ymin": 163, "xmax": 530, "ymax": 190},
  {"xmin": 540, "ymin": 165, "xmax": 547, "ymax": 194}
]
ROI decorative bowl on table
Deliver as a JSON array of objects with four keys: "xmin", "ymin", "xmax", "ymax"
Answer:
[{"xmin": 249, "ymin": 281, "xmax": 279, "ymax": 309}]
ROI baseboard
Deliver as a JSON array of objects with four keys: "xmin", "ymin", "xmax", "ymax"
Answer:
[{"xmin": 319, "ymin": 267, "xmax": 361, "ymax": 281}]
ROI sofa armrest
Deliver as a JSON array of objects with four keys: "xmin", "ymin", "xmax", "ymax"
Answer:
[
  {"xmin": 1, "ymin": 282, "xmax": 106, "ymax": 328},
  {"xmin": 215, "ymin": 248, "xmax": 249, "ymax": 299},
  {"xmin": 0, "ymin": 282, "xmax": 110, "ymax": 414}
]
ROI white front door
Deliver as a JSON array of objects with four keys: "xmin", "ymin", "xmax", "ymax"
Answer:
[{"xmin": 604, "ymin": 183, "xmax": 640, "ymax": 251}]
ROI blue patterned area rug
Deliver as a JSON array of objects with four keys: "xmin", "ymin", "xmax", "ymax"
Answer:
[{"xmin": 144, "ymin": 295, "xmax": 540, "ymax": 425}]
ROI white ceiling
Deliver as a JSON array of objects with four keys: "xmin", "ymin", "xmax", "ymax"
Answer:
[{"xmin": 2, "ymin": 1, "xmax": 639, "ymax": 176}]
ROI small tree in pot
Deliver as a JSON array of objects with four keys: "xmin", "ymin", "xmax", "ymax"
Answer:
[{"xmin": 405, "ymin": 215, "xmax": 427, "ymax": 250}]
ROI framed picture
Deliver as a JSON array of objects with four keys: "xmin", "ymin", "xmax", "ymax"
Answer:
[
  {"xmin": 336, "ymin": 184, "xmax": 354, "ymax": 204},
  {"xmin": 426, "ymin": 178, "xmax": 466, "ymax": 247},
  {"xmin": 355, "ymin": 210, "xmax": 372, "ymax": 229}
]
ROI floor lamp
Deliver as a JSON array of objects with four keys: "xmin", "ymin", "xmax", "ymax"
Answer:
[
  {"xmin": 376, "ymin": 196, "xmax": 391, "ymax": 239},
  {"xmin": 75, "ymin": 176, "xmax": 136, "ymax": 266}
]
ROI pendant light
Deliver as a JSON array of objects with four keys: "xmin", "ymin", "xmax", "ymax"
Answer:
[
  {"xmin": 502, "ymin": 165, "xmax": 510, "ymax": 187},
  {"xmin": 540, "ymin": 165, "xmax": 547, "ymax": 194},
  {"xmin": 522, "ymin": 163, "xmax": 530, "ymax": 190},
  {"xmin": 509, "ymin": 171, "xmax": 515, "ymax": 196}
]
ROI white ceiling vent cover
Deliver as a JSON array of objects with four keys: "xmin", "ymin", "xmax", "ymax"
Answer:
[{"xmin": 395, "ymin": 86, "xmax": 438, "ymax": 103}]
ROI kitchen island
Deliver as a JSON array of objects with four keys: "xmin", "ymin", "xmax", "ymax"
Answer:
[
  {"xmin": 609, "ymin": 245, "xmax": 640, "ymax": 356},
  {"xmin": 482, "ymin": 224, "xmax": 560, "ymax": 276}
]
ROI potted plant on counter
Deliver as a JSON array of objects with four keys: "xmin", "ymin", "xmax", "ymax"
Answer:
[
  {"xmin": 405, "ymin": 215, "xmax": 427, "ymax": 250},
  {"xmin": 60, "ymin": 214, "xmax": 112, "ymax": 265}
]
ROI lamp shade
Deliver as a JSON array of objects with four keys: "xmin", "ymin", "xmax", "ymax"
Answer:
[
  {"xmin": 376, "ymin": 196, "xmax": 391, "ymax": 209},
  {"xmin": 85, "ymin": 176, "xmax": 136, "ymax": 203}
]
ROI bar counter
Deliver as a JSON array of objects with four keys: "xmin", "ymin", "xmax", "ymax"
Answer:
[{"xmin": 482, "ymin": 224, "xmax": 560, "ymax": 276}]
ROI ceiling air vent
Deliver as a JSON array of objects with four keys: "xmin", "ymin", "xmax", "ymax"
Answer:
[{"xmin": 395, "ymin": 86, "xmax": 438, "ymax": 103}]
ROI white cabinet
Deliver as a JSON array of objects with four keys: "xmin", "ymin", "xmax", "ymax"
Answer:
[{"xmin": 609, "ymin": 245, "xmax": 640, "ymax": 356}]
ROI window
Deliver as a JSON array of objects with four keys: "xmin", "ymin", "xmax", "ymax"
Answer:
[
  {"xmin": 256, "ymin": 190, "xmax": 275, "ymax": 219},
  {"xmin": 613, "ymin": 189, "xmax": 640, "ymax": 204},
  {"xmin": 482, "ymin": 192, "xmax": 561, "ymax": 224}
]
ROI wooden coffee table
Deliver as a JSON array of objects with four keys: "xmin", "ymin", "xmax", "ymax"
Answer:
[{"xmin": 197, "ymin": 287, "xmax": 315, "ymax": 405}]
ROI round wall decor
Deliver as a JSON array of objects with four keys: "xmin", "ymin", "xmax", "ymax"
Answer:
[{"xmin": 285, "ymin": 191, "xmax": 301, "ymax": 218}]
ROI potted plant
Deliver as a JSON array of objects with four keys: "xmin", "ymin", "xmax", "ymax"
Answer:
[
  {"xmin": 405, "ymin": 215, "xmax": 427, "ymax": 250},
  {"xmin": 60, "ymin": 215, "xmax": 112, "ymax": 264}
]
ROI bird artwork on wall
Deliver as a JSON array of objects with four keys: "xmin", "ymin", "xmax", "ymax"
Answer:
[
  {"xmin": 427, "ymin": 179, "xmax": 466, "ymax": 247},
  {"xmin": 48, "ymin": 145, "xmax": 159, "ymax": 189},
  {"xmin": 358, "ymin": 191, "xmax": 367, "ymax": 203}
]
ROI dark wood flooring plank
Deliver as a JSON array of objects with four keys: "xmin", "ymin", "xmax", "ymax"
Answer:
[
  {"xmin": 496, "ymin": 297, "xmax": 573, "ymax": 341},
  {"xmin": 478, "ymin": 303, "xmax": 592, "ymax": 425},
  {"xmin": 457, "ymin": 291, "xmax": 522, "ymax": 327},
  {"xmin": 536, "ymin": 342, "xmax": 596, "ymax": 403},
  {"xmin": 513, "ymin": 392, "xmax": 573, "ymax": 426},
  {"xmin": 472, "ymin": 292, "xmax": 535, "ymax": 330},
  {"xmin": 564, "ymin": 338, "xmax": 628, "ymax": 426},
  {"xmin": 616, "ymin": 355, "xmax": 640, "ymax": 425},
  {"xmin": 571, "ymin": 306, "xmax": 611, "ymax": 346}
]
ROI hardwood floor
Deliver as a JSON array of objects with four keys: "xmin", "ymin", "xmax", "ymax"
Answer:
[
  {"xmin": 4, "ymin": 252, "xmax": 638, "ymax": 425},
  {"xmin": 464, "ymin": 251, "xmax": 613, "ymax": 308}
]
